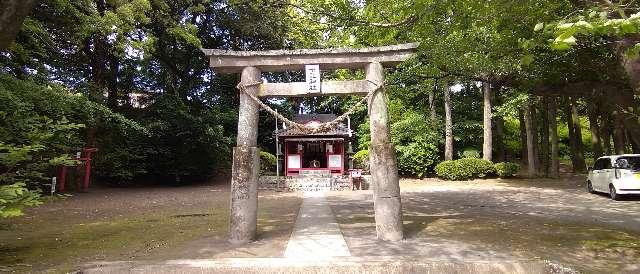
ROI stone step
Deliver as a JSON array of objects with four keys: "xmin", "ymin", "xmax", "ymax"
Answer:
[
  {"xmin": 258, "ymin": 175, "xmax": 368, "ymax": 192},
  {"xmin": 79, "ymin": 257, "xmax": 575, "ymax": 274},
  {"xmin": 298, "ymin": 170, "xmax": 333, "ymax": 178},
  {"xmin": 286, "ymin": 177, "xmax": 333, "ymax": 192}
]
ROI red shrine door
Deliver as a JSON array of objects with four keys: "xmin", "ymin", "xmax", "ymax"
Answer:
[{"xmin": 284, "ymin": 139, "xmax": 344, "ymax": 176}]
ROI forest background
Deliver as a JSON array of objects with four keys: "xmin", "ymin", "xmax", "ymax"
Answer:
[{"xmin": 2, "ymin": 0, "xmax": 640, "ymax": 216}]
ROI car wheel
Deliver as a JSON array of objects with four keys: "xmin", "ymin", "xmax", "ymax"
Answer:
[
  {"xmin": 587, "ymin": 181, "xmax": 595, "ymax": 194},
  {"xmin": 609, "ymin": 184, "xmax": 620, "ymax": 201}
]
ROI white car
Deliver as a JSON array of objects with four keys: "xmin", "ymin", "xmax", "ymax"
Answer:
[{"xmin": 587, "ymin": 155, "xmax": 640, "ymax": 200}]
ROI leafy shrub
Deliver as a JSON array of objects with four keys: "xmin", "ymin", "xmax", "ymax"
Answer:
[
  {"xmin": 260, "ymin": 151, "xmax": 277, "ymax": 174},
  {"xmin": 396, "ymin": 142, "xmax": 439, "ymax": 178},
  {"xmin": 435, "ymin": 158, "xmax": 496, "ymax": 180},
  {"xmin": 136, "ymin": 97, "xmax": 232, "ymax": 183},
  {"xmin": 0, "ymin": 77, "xmax": 87, "ymax": 216},
  {"xmin": 494, "ymin": 162, "xmax": 520, "ymax": 178},
  {"xmin": 390, "ymin": 111, "xmax": 441, "ymax": 178},
  {"xmin": 0, "ymin": 183, "xmax": 42, "ymax": 218},
  {"xmin": 458, "ymin": 148, "xmax": 480, "ymax": 159},
  {"xmin": 353, "ymin": 149, "xmax": 369, "ymax": 170}
]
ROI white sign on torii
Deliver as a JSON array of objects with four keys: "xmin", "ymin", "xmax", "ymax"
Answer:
[{"xmin": 305, "ymin": 64, "xmax": 321, "ymax": 94}]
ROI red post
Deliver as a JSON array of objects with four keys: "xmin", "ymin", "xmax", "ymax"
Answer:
[
  {"xmin": 80, "ymin": 148, "xmax": 97, "ymax": 193},
  {"xmin": 82, "ymin": 158, "xmax": 91, "ymax": 192},
  {"xmin": 284, "ymin": 141, "xmax": 289, "ymax": 176},
  {"xmin": 58, "ymin": 166, "xmax": 67, "ymax": 192}
]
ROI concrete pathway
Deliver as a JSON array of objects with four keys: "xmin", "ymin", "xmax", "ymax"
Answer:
[{"xmin": 284, "ymin": 191, "xmax": 351, "ymax": 258}]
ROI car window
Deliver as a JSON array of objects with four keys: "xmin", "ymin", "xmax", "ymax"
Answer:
[
  {"xmin": 602, "ymin": 159, "xmax": 612, "ymax": 169},
  {"xmin": 618, "ymin": 156, "xmax": 640, "ymax": 171},
  {"xmin": 593, "ymin": 159, "xmax": 605, "ymax": 170}
]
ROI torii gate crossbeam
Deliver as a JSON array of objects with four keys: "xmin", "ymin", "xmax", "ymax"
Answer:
[{"xmin": 202, "ymin": 43, "xmax": 419, "ymax": 244}]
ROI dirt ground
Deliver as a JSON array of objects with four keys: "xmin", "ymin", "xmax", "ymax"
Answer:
[
  {"xmin": 327, "ymin": 175, "xmax": 640, "ymax": 274},
  {"xmin": 3, "ymin": 175, "xmax": 640, "ymax": 273},
  {"xmin": 0, "ymin": 181, "xmax": 302, "ymax": 273}
]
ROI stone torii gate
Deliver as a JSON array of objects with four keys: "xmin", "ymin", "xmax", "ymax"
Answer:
[{"xmin": 202, "ymin": 43, "xmax": 418, "ymax": 244}]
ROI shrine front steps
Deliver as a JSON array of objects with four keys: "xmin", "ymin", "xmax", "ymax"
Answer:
[
  {"xmin": 77, "ymin": 257, "xmax": 576, "ymax": 274},
  {"xmin": 258, "ymin": 175, "xmax": 371, "ymax": 191},
  {"xmin": 286, "ymin": 177, "xmax": 334, "ymax": 191}
]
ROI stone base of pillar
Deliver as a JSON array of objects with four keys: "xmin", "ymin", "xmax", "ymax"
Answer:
[
  {"xmin": 229, "ymin": 146, "xmax": 260, "ymax": 245},
  {"xmin": 374, "ymin": 196, "xmax": 403, "ymax": 241},
  {"xmin": 369, "ymin": 142, "xmax": 403, "ymax": 241}
]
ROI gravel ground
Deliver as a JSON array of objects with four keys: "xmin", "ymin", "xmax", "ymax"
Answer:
[{"xmin": 327, "ymin": 176, "xmax": 640, "ymax": 273}]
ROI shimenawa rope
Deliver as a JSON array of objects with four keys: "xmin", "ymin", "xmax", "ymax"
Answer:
[{"xmin": 236, "ymin": 79, "xmax": 383, "ymax": 134}]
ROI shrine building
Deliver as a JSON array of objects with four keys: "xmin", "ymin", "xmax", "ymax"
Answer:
[{"xmin": 275, "ymin": 114, "xmax": 354, "ymax": 177}]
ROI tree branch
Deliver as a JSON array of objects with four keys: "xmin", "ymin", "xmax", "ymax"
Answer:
[
  {"xmin": 0, "ymin": 0, "xmax": 38, "ymax": 50},
  {"xmin": 284, "ymin": 2, "xmax": 418, "ymax": 28}
]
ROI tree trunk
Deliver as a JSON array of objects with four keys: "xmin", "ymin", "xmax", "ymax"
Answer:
[
  {"xmin": 600, "ymin": 109, "xmax": 612, "ymax": 155},
  {"xmin": 524, "ymin": 102, "xmax": 537, "ymax": 178},
  {"xmin": 494, "ymin": 89, "xmax": 505, "ymax": 162},
  {"xmin": 565, "ymin": 97, "xmax": 585, "ymax": 173},
  {"xmin": 429, "ymin": 80, "xmax": 436, "ymax": 121},
  {"xmin": 89, "ymin": 0, "xmax": 111, "ymax": 102},
  {"xmin": 549, "ymin": 97, "xmax": 560, "ymax": 178},
  {"xmin": 0, "ymin": 0, "xmax": 37, "ymax": 50},
  {"xmin": 630, "ymin": 129, "xmax": 640, "ymax": 153},
  {"xmin": 482, "ymin": 82, "xmax": 493, "ymax": 161},
  {"xmin": 613, "ymin": 35, "xmax": 640, "ymax": 93},
  {"xmin": 613, "ymin": 112, "xmax": 627, "ymax": 154},
  {"xmin": 530, "ymin": 102, "xmax": 540, "ymax": 174},
  {"xmin": 519, "ymin": 110, "xmax": 527, "ymax": 163},
  {"xmin": 570, "ymin": 97, "xmax": 587, "ymax": 173},
  {"xmin": 444, "ymin": 85, "xmax": 454, "ymax": 161},
  {"xmin": 495, "ymin": 115, "xmax": 505, "ymax": 162},
  {"xmin": 588, "ymin": 103, "xmax": 603, "ymax": 159},
  {"xmin": 107, "ymin": 54, "xmax": 120, "ymax": 108},
  {"xmin": 608, "ymin": 88, "xmax": 640, "ymax": 152},
  {"xmin": 541, "ymin": 97, "xmax": 550, "ymax": 177}
]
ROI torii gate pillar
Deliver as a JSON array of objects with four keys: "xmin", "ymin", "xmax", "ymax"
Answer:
[
  {"xmin": 366, "ymin": 62, "xmax": 403, "ymax": 241},
  {"xmin": 229, "ymin": 66, "xmax": 261, "ymax": 244},
  {"xmin": 203, "ymin": 43, "xmax": 418, "ymax": 243}
]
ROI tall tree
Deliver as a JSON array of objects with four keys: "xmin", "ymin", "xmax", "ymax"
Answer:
[
  {"xmin": 613, "ymin": 112, "xmax": 627, "ymax": 154},
  {"xmin": 548, "ymin": 96, "xmax": 560, "ymax": 178},
  {"xmin": 600, "ymin": 110, "xmax": 612, "ymax": 155},
  {"xmin": 524, "ymin": 101, "xmax": 537, "ymax": 177},
  {"xmin": 565, "ymin": 97, "xmax": 585, "ymax": 173},
  {"xmin": 494, "ymin": 115, "xmax": 506, "ymax": 162},
  {"xmin": 571, "ymin": 97, "xmax": 587, "ymax": 172},
  {"xmin": 429, "ymin": 80, "xmax": 437, "ymax": 121},
  {"xmin": 541, "ymin": 97, "xmax": 550, "ymax": 177},
  {"xmin": 519, "ymin": 110, "xmax": 528, "ymax": 163},
  {"xmin": 588, "ymin": 102, "xmax": 603, "ymax": 159},
  {"xmin": 482, "ymin": 82, "xmax": 492, "ymax": 161},
  {"xmin": 444, "ymin": 84, "xmax": 453, "ymax": 161}
]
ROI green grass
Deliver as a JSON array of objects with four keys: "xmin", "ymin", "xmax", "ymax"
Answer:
[{"xmin": 0, "ymin": 209, "xmax": 229, "ymax": 273}]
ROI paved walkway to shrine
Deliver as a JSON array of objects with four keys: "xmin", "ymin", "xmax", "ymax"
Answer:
[{"xmin": 284, "ymin": 191, "xmax": 351, "ymax": 258}]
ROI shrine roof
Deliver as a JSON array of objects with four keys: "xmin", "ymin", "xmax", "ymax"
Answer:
[
  {"xmin": 293, "ymin": 114, "xmax": 337, "ymax": 124},
  {"xmin": 275, "ymin": 125, "xmax": 353, "ymax": 138}
]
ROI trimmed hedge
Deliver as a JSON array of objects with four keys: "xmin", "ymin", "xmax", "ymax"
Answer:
[
  {"xmin": 458, "ymin": 148, "xmax": 480, "ymax": 159},
  {"xmin": 259, "ymin": 151, "xmax": 277, "ymax": 173},
  {"xmin": 494, "ymin": 162, "xmax": 520, "ymax": 178},
  {"xmin": 353, "ymin": 149, "xmax": 369, "ymax": 170},
  {"xmin": 435, "ymin": 158, "xmax": 496, "ymax": 181},
  {"xmin": 396, "ymin": 142, "xmax": 439, "ymax": 178}
]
